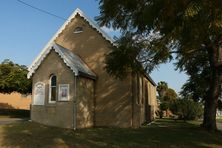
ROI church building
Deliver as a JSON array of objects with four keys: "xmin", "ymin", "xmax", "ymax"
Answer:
[{"xmin": 27, "ymin": 8, "xmax": 157, "ymax": 129}]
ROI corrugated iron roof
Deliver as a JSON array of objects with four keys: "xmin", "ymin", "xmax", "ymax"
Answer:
[{"xmin": 27, "ymin": 43, "xmax": 96, "ymax": 79}]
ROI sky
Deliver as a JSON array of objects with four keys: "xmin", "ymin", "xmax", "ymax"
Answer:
[{"xmin": 0, "ymin": 0, "xmax": 188, "ymax": 93}]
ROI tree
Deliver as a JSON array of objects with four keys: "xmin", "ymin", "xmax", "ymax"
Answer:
[
  {"xmin": 179, "ymin": 46, "xmax": 210, "ymax": 102},
  {"xmin": 0, "ymin": 59, "xmax": 31, "ymax": 94},
  {"xmin": 170, "ymin": 99, "xmax": 203, "ymax": 121},
  {"xmin": 164, "ymin": 88, "xmax": 177, "ymax": 102},
  {"xmin": 96, "ymin": 0, "xmax": 222, "ymax": 131},
  {"xmin": 157, "ymin": 81, "xmax": 168, "ymax": 98},
  {"xmin": 156, "ymin": 81, "xmax": 177, "ymax": 117},
  {"xmin": 157, "ymin": 81, "xmax": 177, "ymax": 102}
]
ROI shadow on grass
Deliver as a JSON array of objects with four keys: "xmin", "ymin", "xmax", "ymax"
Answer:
[
  {"xmin": 0, "ymin": 109, "xmax": 30, "ymax": 118},
  {"xmin": 153, "ymin": 118, "xmax": 198, "ymax": 128},
  {"xmin": 1, "ymin": 119, "xmax": 222, "ymax": 148}
]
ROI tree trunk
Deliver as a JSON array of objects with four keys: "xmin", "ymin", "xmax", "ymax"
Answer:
[
  {"xmin": 202, "ymin": 72, "xmax": 220, "ymax": 131},
  {"xmin": 203, "ymin": 84, "xmax": 218, "ymax": 131},
  {"xmin": 203, "ymin": 44, "xmax": 222, "ymax": 131}
]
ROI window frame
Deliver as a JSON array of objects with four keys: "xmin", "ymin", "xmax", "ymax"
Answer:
[{"xmin": 49, "ymin": 74, "xmax": 57, "ymax": 104}]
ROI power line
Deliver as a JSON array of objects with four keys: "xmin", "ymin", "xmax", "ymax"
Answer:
[{"xmin": 17, "ymin": 0, "xmax": 66, "ymax": 21}]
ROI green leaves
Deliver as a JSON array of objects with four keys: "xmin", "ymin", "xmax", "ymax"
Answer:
[
  {"xmin": 97, "ymin": 0, "xmax": 222, "ymax": 131},
  {"xmin": 157, "ymin": 81, "xmax": 177, "ymax": 102},
  {"xmin": 170, "ymin": 99, "xmax": 203, "ymax": 120},
  {"xmin": 184, "ymin": 1, "xmax": 201, "ymax": 18},
  {"xmin": 105, "ymin": 33, "xmax": 143, "ymax": 79},
  {"xmin": 0, "ymin": 59, "xmax": 31, "ymax": 94}
]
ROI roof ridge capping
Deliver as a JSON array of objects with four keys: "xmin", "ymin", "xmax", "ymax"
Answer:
[{"xmin": 28, "ymin": 8, "xmax": 115, "ymax": 78}]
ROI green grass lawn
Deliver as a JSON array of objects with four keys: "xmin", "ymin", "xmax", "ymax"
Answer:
[
  {"xmin": 0, "ymin": 115, "xmax": 10, "ymax": 118},
  {"xmin": 0, "ymin": 119, "xmax": 222, "ymax": 148},
  {"xmin": 216, "ymin": 116, "xmax": 222, "ymax": 123},
  {"xmin": 217, "ymin": 119, "xmax": 222, "ymax": 123}
]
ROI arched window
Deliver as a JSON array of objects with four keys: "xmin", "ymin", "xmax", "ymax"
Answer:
[{"xmin": 49, "ymin": 74, "xmax": 57, "ymax": 103}]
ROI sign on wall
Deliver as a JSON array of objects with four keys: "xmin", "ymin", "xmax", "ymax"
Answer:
[
  {"xmin": 33, "ymin": 82, "xmax": 45, "ymax": 105},
  {"xmin": 59, "ymin": 84, "xmax": 69, "ymax": 101}
]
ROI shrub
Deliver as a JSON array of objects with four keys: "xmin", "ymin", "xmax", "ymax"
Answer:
[
  {"xmin": 157, "ymin": 102, "xmax": 169, "ymax": 118},
  {"xmin": 170, "ymin": 99, "xmax": 203, "ymax": 120},
  {"xmin": 156, "ymin": 110, "xmax": 164, "ymax": 118},
  {"xmin": 160, "ymin": 102, "xmax": 169, "ymax": 111}
]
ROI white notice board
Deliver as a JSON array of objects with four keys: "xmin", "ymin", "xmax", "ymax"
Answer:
[{"xmin": 33, "ymin": 82, "xmax": 45, "ymax": 105}]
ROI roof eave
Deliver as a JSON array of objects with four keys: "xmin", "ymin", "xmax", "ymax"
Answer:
[
  {"xmin": 78, "ymin": 71, "xmax": 97, "ymax": 80},
  {"xmin": 144, "ymin": 73, "xmax": 157, "ymax": 86}
]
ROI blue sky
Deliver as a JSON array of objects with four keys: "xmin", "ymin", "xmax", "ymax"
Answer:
[{"xmin": 0, "ymin": 0, "xmax": 187, "ymax": 93}]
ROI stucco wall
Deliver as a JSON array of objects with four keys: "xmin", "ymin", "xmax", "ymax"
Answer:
[
  {"xmin": 31, "ymin": 50, "xmax": 75, "ymax": 128},
  {"xmin": 132, "ymin": 74, "xmax": 157, "ymax": 127},
  {"xmin": 131, "ymin": 74, "xmax": 141, "ymax": 127},
  {"xmin": 0, "ymin": 93, "xmax": 31, "ymax": 110},
  {"xmin": 146, "ymin": 78, "xmax": 157, "ymax": 121},
  {"xmin": 55, "ymin": 14, "xmax": 132, "ymax": 127},
  {"xmin": 76, "ymin": 77, "xmax": 94, "ymax": 128},
  {"xmin": 148, "ymin": 82, "xmax": 157, "ymax": 119}
]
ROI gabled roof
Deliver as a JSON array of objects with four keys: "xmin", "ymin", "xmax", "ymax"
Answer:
[
  {"xmin": 27, "ymin": 43, "xmax": 96, "ymax": 79},
  {"xmin": 28, "ymin": 8, "xmax": 115, "ymax": 78}
]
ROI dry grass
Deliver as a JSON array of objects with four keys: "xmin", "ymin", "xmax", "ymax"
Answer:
[{"xmin": 0, "ymin": 119, "xmax": 221, "ymax": 148}]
